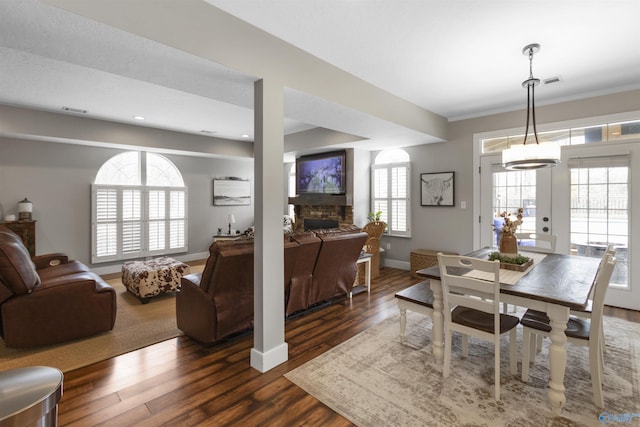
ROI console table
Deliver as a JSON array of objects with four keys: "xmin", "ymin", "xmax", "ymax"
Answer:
[{"xmin": 1, "ymin": 220, "xmax": 36, "ymax": 257}]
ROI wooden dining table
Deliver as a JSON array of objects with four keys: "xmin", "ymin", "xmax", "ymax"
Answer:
[{"xmin": 417, "ymin": 247, "xmax": 600, "ymax": 415}]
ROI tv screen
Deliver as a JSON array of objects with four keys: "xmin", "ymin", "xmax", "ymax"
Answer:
[{"xmin": 296, "ymin": 151, "xmax": 346, "ymax": 195}]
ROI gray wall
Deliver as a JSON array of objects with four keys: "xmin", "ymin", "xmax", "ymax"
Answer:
[
  {"xmin": 382, "ymin": 89, "xmax": 640, "ymax": 269},
  {"xmin": 0, "ymin": 137, "xmax": 254, "ymax": 274}
]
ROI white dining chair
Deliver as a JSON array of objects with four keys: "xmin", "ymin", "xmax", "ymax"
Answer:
[
  {"xmin": 529, "ymin": 245, "xmax": 616, "ymax": 355},
  {"xmin": 515, "ymin": 232, "xmax": 557, "ymax": 253},
  {"xmin": 520, "ymin": 253, "xmax": 616, "ymax": 408},
  {"xmin": 437, "ymin": 253, "xmax": 519, "ymax": 401},
  {"xmin": 568, "ymin": 245, "xmax": 615, "ymax": 358}
]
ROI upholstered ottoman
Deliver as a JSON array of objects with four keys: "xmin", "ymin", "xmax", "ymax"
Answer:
[{"xmin": 122, "ymin": 257, "xmax": 190, "ymax": 303}]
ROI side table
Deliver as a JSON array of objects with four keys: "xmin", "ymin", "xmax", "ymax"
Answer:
[
  {"xmin": 0, "ymin": 220, "xmax": 36, "ymax": 257},
  {"xmin": 351, "ymin": 253, "xmax": 372, "ymax": 298},
  {"xmin": 0, "ymin": 366, "xmax": 63, "ymax": 427}
]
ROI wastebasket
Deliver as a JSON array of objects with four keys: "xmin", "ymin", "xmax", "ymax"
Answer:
[{"xmin": 0, "ymin": 366, "xmax": 63, "ymax": 427}]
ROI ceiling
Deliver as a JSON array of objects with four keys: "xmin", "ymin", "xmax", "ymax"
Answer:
[{"xmin": 1, "ymin": 0, "xmax": 640, "ymax": 155}]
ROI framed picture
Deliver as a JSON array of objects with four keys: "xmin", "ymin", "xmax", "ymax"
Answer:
[
  {"xmin": 213, "ymin": 178, "xmax": 251, "ymax": 206},
  {"xmin": 420, "ymin": 172, "xmax": 454, "ymax": 206}
]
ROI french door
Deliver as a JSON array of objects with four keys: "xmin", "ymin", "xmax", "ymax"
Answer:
[
  {"xmin": 479, "ymin": 155, "xmax": 552, "ymax": 249},
  {"xmin": 478, "ymin": 148, "xmax": 638, "ymax": 310}
]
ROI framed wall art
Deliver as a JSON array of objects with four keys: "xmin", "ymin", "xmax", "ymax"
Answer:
[
  {"xmin": 213, "ymin": 177, "xmax": 251, "ymax": 206},
  {"xmin": 420, "ymin": 172, "xmax": 454, "ymax": 207}
]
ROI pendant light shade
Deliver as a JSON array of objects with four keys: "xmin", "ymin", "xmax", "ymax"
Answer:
[{"xmin": 502, "ymin": 44, "xmax": 560, "ymax": 170}]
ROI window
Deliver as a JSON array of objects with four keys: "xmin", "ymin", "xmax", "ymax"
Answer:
[
  {"xmin": 288, "ymin": 164, "xmax": 296, "ymax": 220},
  {"xmin": 481, "ymin": 119, "xmax": 640, "ymax": 153},
  {"xmin": 92, "ymin": 152, "xmax": 187, "ymax": 263},
  {"xmin": 372, "ymin": 149, "xmax": 410, "ymax": 237}
]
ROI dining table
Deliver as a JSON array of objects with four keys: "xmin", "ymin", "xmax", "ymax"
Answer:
[{"xmin": 417, "ymin": 247, "xmax": 600, "ymax": 415}]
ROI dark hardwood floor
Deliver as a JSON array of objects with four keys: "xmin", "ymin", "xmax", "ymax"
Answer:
[{"xmin": 58, "ymin": 268, "xmax": 639, "ymax": 426}]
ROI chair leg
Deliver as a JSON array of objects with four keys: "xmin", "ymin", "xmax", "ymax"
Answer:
[
  {"xmin": 522, "ymin": 327, "xmax": 532, "ymax": 382},
  {"xmin": 509, "ymin": 328, "xmax": 517, "ymax": 375},
  {"xmin": 443, "ymin": 330, "xmax": 452, "ymax": 378},
  {"xmin": 399, "ymin": 307, "xmax": 407, "ymax": 344},
  {"xmin": 600, "ymin": 328, "xmax": 605, "ymax": 356},
  {"xmin": 590, "ymin": 339, "xmax": 605, "ymax": 408},
  {"xmin": 461, "ymin": 335, "xmax": 469, "ymax": 358},
  {"xmin": 494, "ymin": 338, "xmax": 501, "ymax": 401}
]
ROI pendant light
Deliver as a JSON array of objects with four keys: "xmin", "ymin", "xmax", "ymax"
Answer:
[{"xmin": 502, "ymin": 44, "xmax": 560, "ymax": 170}]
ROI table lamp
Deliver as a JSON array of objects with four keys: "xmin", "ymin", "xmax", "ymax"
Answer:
[
  {"xmin": 227, "ymin": 213, "xmax": 236, "ymax": 235},
  {"xmin": 18, "ymin": 198, "xmax": 33, "ymax": 220}
]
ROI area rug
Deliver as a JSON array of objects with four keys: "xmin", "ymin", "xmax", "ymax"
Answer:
[
  {"xmin": 285, "ymin": 311, "xmax": 640, "ymax": 426},
  {"xmin": 0, "ymin": 265, "xmax": 202, "ymax": 372}
]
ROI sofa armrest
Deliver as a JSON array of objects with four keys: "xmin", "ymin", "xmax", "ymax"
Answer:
[
  {"xmin": 176, "ymin": 274, "xmax": 218, "ymax": 344},
  {"xmin": 32, "ymin": 253, "xmax": 69, "ymax": 269}
]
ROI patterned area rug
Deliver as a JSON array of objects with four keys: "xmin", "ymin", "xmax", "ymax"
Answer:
[{"xmin": 285, "ymin": 311, "xmax": 640, "ymax": 426}]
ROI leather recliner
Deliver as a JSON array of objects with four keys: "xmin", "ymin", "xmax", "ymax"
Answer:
[{"xmin": 0, "ymin": 225, "xmax": 116, "ymax": 348}]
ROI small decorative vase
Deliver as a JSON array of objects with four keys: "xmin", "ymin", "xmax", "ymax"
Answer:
[{"xmin": 499, "ymin": 232, "xmax": 518, "ymax": 257}]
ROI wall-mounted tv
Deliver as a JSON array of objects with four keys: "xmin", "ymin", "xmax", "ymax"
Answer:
[{"xmin": 296, "ymin": 150, "xmax": 346, "ymax": 195}]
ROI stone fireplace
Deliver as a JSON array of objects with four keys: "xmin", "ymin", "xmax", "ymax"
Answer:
[{"xmin": 288, "ymin": 194, "xmax": 353, "ymax": 232}]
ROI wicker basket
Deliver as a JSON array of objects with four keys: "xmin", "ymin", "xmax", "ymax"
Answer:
[{"xmin": 410, "ymin": 249, "xmax": 457, "ymax": 278}]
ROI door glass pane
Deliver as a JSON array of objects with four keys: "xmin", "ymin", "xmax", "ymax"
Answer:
[
  {"xmin": 492, "ymin": 169, "xmax": 536, "ymax": 245},
  {"xmin": 570, "ymin": 166, "xmax": 629, "ymax": 288}
]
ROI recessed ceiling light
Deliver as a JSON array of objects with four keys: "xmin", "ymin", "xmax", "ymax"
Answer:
[
  {"xmin": 133, "ymin": 115, "xmax": 145, "ymax": 120},
  {"xmin": 241, "ymin": 134, "xmax": 250, "ymax": 138}
]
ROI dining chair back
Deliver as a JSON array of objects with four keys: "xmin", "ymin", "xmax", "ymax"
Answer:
[
  {"xmin": 521, "ymin": 253, "xmax": 616, "ymax": 408},
  {"xmin": 437, "ymin": 253, "xmax": 519, "ymax": 401},
  {"xmin": 568, "ymin": 245, "xmax": 616, "ymax": 355},
  {"xmin": 515, "ymin": 232, "xmax": 557, "ymax": 253}
]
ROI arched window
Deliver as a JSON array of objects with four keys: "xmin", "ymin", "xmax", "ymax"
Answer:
[
  {"xmin": 372, "ymin": 149, "xmax": 411, "ymax": 237},
  {"xmin": 92, "ymin": 152, "xmax": 187, "ymax": 263}
]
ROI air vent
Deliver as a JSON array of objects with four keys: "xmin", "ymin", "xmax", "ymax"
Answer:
[
  {"xmin": 61, "ymin": 106, "xmax": 88, "ymax": 114},
  {"xmin": 543, "ymin": 77, "xmax": 560, "ymax": 85},
  {"xmin": 200, "ymin": 130, "xmax": 216, "ymax": 134}
]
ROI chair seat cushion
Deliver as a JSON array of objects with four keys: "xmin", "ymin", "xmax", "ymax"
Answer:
[
  {"xmin": 521, "ymin": 309, "xmax": 590, "ymax": 340},
  {"xmin": 452, "ymin": 306, "xmax": 519, "ymax": 334}
]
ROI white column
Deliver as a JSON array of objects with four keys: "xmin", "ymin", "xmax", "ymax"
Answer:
[{"xmin": 250, "ymin": 78, "xmax": 288, "ymax": 372}]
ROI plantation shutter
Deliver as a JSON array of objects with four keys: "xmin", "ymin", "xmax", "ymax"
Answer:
[
  {"xmin": 92, "ymin": 185, "xmax": 187, "ymax": 263},
  {"xmin": 93, "ymin": 187, "xmax": 118, "ymax": 261},
  {"xmin": 371, "ymin": 162, "xmax": 410, "ymax": 237}
]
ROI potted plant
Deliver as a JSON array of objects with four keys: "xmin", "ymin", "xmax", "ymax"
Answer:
[{"xmin": 367, "ymin": 211, "xmax": 383, "ymax": 223}]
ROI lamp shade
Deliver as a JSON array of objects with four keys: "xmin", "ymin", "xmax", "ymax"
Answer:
[
  {"xmin": 227, "ymin": 214, "xmax": 236, "ymax": 224},
  {"xmin": 502, "ymin": 142, "xmax": 561, "ymax": 170},
  {"xmin": 18, "ymin": 198, "xmax": 33, "ymax": 220}
]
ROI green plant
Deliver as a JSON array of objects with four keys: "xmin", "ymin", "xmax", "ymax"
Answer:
[
  {"xmin": 367, "ymin": 211, "xmax": 383, "ymax": 222},
  {"xmin": 488, "ymin": 251, "xmax": 531, "ymax": 265}
]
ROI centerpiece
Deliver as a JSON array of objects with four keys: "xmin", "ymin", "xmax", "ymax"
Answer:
[{"xmin": 492, "ymin": 207, "xmax": 532, "ymax": 271}]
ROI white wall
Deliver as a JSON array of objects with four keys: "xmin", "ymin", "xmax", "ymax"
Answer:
[{"xmin": 0, "ymin": 137, "xmax": 254, "ymax": 273}]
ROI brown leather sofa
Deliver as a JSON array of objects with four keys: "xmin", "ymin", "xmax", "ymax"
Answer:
[
  {"xmin": 176, "ymin": 226, "xmax": 367, "ymax": 344},
  {"xmin": 305, "ymin": 226, "xmax": 368, "ymax": 304},
  {"xmin": 0, "ymin": 225, "xmax": 117, "ymax": 348}
]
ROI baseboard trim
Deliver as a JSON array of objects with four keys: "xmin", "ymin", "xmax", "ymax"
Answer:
[
  {"xmin": 250, "ymin": 342, "xmax": 289, "ymax": 373},
  {"xmin": 383, "ymin": 258, "xmax": 410, "ymax": 271}
]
